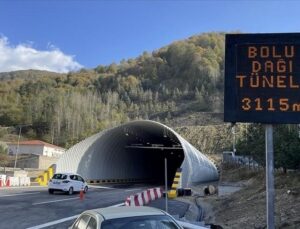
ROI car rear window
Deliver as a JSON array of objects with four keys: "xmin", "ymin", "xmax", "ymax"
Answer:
[
  {"xmin": 52, "ymin": 174, "xmax": 67, "ymax": 180},
  {"xmin": 101, "ymin": 215, "xmax": 181, "ymax": 229},
  {"xmin": 73, "ymin": 214, "xmax": 91, "ymax": 229}
]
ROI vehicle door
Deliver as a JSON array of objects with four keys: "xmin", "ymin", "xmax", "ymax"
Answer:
[
  {"xmin": 77, "ymin": 175, "xmax": 85, "ymax": 190},
  {"xmin": 69, "ymin": 175, "xmax": 80, "ymax": 191}
]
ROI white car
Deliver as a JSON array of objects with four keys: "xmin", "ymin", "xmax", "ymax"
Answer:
[
  {"xmin": 48, "ymin": 173, "xmax": 88, "ymax": 195},
  {"xmin": 70, "ymin": 206, "xmax": 183, "ymax": 229}
]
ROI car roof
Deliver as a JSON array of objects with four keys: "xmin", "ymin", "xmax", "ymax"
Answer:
[
  {"xmin": 54, "ymin": 172, "xmax": 79, "ymax": 176},
  {"xmin": 84, "ymin": 206, "xmax": 166, "ymax": 220}
]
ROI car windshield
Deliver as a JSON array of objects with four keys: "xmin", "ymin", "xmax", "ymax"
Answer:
[
  {"xmin": 101, "ymin": 215, "xmax": 181, "ymax": 229},
  {"xmin": 52, "ymin": 174, "xmax": 67, "ymax": 180}
]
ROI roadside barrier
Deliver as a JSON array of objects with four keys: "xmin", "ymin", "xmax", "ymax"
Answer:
[
  {"xmin": 9, "ymin": 177, "xmax": 20, "ymax": 186},
  {"xmin": 125, "ymin": 187, "xmax": 163, "ymax": 206},
  {"xmin": 0, "ymin": 176, "xmax": 31, "ymax": 187},
  {"xmin": 19, "ymin": 177, "xmax": 31, "ymax": 186},
  {"xmin": 6, "ymin": 178, "xmax": 10, "ymax": 187},
  {"xmin": 0, "ymin": 175, "xmax": 6, "ymax": 187},
  {"xmin": 35, "ymin": 164, "xmax": 56, "ymax": 186},
  {"xmin": 42, "ymin": 172, "xmax": 48, "ymax": 186},
  {"xmin": 169, "ymin": 168, "xmax": 182, "ymax": 198},
  {"xmin": 142, "ymin": 190, "xmax": 149, "ymax": 204},
  {"xmin": 0, "ymin": 179, "xmax": 4, "ymax": 187}
]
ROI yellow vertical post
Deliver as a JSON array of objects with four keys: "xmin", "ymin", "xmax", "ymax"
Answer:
[
  {"xmin": 42, "ymin": 172, "xmax": 48, "ymax": 186},
  {"xmin": 48, "ymin": 167, "xmax": 53, "ymax": 181},
  {"xmin": 168, "ymin": 168, "xmax": 182, "ymax": 199},
  {"xmin": 39, "ymin": 175, "xmax": 44, "ymax": 186},
  {"xmin": 35, "ymin": 176, "xmax": 40, "ymax": 183}
]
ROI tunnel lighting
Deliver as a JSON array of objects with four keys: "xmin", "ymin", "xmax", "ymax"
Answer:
[
  {"xmin": 123, "ymin": 127, "xmax": 130, "ymax": 136},
  {"xmin": 163, "ymin": 128, "xmax": 168, "ymax": 138},
  {"xmin": 125, "ymin": 146, "xmax": 183, "ymax": 150},
  {"xmin": 130, "ymin": 143, "xmax": 143, "ymax": 146},
  {"xmin": 152, "ymin": 144, "xmax": 164, "ymax": 147}
]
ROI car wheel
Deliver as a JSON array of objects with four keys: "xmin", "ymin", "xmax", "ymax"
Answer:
[
  {"xmin": 48, "ymin": 189, "xmax": 54, "ymax": 194},
  {"xmin": 68, "ymin": 187, "xmax": 73, "ymax": 195},
  {"xmin": 83, "ymin": 186, "xmax": 88, "ymax": 193}
]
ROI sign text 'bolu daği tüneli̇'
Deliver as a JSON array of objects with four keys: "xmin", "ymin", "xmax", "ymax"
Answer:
[{"xmin": 224, "ymin": 33, "xmax": 300, "ymax": 124}]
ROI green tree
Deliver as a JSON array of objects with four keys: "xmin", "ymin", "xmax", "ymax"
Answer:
[
  {"xmin": 0, "ymin": 145, "xmax": 9, "ymax": 168},
  {"xmin": 236, "ymin": 124, "xmax": 300, "ymax": 170}
]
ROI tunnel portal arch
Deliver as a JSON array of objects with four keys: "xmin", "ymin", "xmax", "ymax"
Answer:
[{"xmin": 56, "ymin": 120, "xmax": 219, "ymax": 187}]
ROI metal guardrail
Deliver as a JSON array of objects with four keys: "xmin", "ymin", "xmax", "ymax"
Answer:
[{"xmin": 223, "ymin": 154, "xmax": 259, "ymax": 168}]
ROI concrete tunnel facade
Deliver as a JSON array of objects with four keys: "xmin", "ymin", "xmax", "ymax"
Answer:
[{"xmin": 55, "ymin": 120, "xmax": 219, "ymax": 188}]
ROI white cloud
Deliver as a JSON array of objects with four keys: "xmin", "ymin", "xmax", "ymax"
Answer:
[{"xmin": 0, "ymin": 36, "xmax": 83, "ymax": 73}]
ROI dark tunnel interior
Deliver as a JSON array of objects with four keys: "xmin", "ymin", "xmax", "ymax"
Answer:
[
  {"xmin": 125, "ymin": 147, "xmax": 184, "ymax": 186},
  {"xmin": 120, "ymin": 122, "xmax": 185, "ymax": 186}
]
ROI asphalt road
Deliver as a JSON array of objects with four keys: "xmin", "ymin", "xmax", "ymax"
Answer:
[{"xmin": 0, "ymin": 184, "xmax": 153, "ymax": 229}]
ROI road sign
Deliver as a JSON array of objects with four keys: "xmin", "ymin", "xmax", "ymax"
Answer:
[{"xmin": 225, "ymin": 33, "xmax": 300, "ymax": 123}]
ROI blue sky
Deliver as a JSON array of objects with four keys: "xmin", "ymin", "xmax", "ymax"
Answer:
[{"xmin": 1, "ymin": 0, "xmax": 300, "ymax": 72}]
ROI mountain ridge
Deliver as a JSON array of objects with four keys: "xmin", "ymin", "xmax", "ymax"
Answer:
[{"xmin": 0, "ymin": 32, "xmax": 225, "ymax": 147}]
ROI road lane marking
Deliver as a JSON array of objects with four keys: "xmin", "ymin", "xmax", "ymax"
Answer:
[
  {"xmin": 125, "ymin": 188, "xmax": 141, "ymax": 192},
  {"xmin": 0, "ymin": 192, "xmax": 40, "ymax": 197},
  {"xmin": 0, "ymin": 186, "xmax": 45, "ymax": 190},
  {"xmin": 26, "ymin": 214, "xmax": 80, "ymax": 229},
  {"xmin": 32, "ymin": 197, "xmax": 79, "ymax": 205},
  {"xmin": 26, "ymin": 202, "xmax": 124, "ymax": 229},
  {"xmin": 109, "ymin": 203, "xmax": 125, "ymax": 207},
  {"xmin": 88, "ymin": 185, "xmax": 115, "ymax": 189}
]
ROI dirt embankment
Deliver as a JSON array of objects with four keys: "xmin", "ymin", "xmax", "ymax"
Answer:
[{"xmin": 202, "ymin": 166, "xmax": 300, "ymax": 229}]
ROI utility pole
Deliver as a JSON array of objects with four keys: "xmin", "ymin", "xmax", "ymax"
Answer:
[
  {"xmin": 14, "ymin": 126, "xmax": 22, "ymax": 170},
  {"xmin": 14, "ymin": 124, "xmax": 31, "ymax": 170}
]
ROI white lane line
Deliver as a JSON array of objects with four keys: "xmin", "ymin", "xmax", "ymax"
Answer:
[
  {"xmin": 88, "ymin": 185, "xmax": 115, "ymax": 189},
  {"xmin": 26, "ymin": 214, "xmax": 80, "ymax": 229},
  {"xmin": 0, "ymin": 186, "xmax": 45, "ymax": 190},
  {"xmin": 109, "ymin": 203, "xmax": 125, "ymax": 207},
  {"xmin": 32, "ymin": 197, "xmax": 79, "ymax": 205},
  {"xmin": 26, "ymin": 202, "xmax": 124, "ymax": 229},
  {"xmin": 125, "ymin": 188, "xmax": 141, "ymax": 192},
  {"xmin": 0, "ymin": 192, "xmax": 40, "ymax": 197}
]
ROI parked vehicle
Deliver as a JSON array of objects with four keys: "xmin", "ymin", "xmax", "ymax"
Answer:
[
  {"xmin": 70, "ymin": 206, "xmax": 183, "ymax": 229},
  {"xmin": 48, "ymin": 173, "xmax": 88, "ymax": 195}
]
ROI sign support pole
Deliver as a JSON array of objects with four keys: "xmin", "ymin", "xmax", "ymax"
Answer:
[
  {"xmin": 265, "ymin": 124, "xmax": 275, "ymax": 229},
  {"xmin": 164, "ymin": 157, "xmax": 168, "ymax": 213}
]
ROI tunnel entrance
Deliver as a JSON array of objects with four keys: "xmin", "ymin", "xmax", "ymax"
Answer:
[
  {"xmin": 56, "ymin": 120, "xmax": 219, "ymax": 188},
  {"xmin": 124, "ymin": 146, "xmax": 184, "ymax": 186},
  {"xmin": 77, "ymin": 121, "xmax": 185, "ymax": 187}
]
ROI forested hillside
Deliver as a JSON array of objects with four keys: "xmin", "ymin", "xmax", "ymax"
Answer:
[
  {"xmin": 0, "ymin": 32, "xmax": 299, "ymax": 170},
  {"xmin": 0, "ymin": 33, "xmax": 225, "ymax": 147}
]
